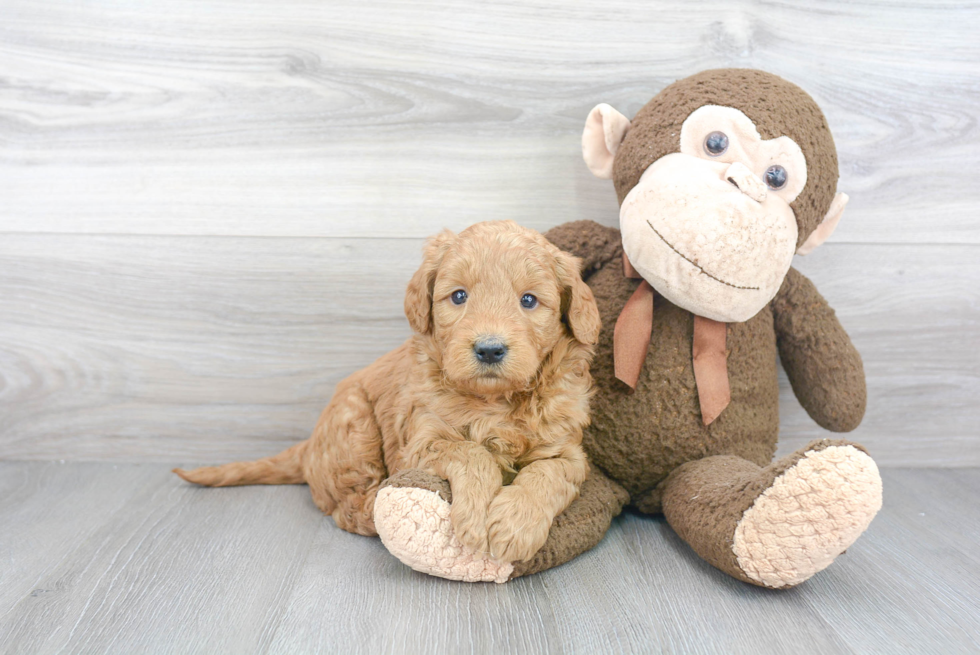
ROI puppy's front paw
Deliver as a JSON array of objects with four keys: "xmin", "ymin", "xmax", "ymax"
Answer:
[
  {"xmin": 486, "ymin": 485, "xmax": 552, "ymax": 563},
  {"xmin": 450, "ymin": 492, "xmax": 491, "ymax": 554}
]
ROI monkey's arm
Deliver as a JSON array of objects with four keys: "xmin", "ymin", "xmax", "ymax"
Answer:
[
  {"xmin": 544, "ymin": 220, "xmax": 623, "ymax": 280},
  {"xmin": 771, "ymin": 267, "xmax": 866, "ymax": 432}
]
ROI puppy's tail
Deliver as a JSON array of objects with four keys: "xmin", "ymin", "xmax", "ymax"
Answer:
[{"xmin": 174, "ymin": 441, "xmax": 308, "ymax": 487}]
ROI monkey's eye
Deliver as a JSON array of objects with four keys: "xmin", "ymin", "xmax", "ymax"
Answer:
[
  {"xmin": 703, "ymin": 131, "xmax": 729, "ymax": 156},
  {"xmin": 451, "ymin": 289, "xmax": 468, "ymax": 305},
  {"xmin": 520, "ymin": 293, "xmax": 538, "ymax": 309},
  {"xmin": 764, "ymin": 165, "xmax": 788, "ymax": 190}
]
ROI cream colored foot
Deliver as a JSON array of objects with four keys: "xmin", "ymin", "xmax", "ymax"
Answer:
[
  {"xmin": 374, "ymin": 486, "xmax": 514, "ymax": 583},
  {"xmin": 733, "ymin": 445, "xmax": 883, "ymax": 588}
]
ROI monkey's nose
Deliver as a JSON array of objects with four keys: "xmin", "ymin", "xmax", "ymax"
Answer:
[
  {"xmin": 474, "ymin": 338, "xmax": 508, "ymax": 365},
  {"xmin": 725, "ymin": 162, "xmax": 767, "ymax": 203}
]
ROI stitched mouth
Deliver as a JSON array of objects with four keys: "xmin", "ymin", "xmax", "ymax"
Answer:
[{"xmin": 645, "ymin": 220, "xmax": 760, "ymax": 291}]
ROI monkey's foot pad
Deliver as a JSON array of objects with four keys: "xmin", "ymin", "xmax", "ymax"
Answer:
[
  {"xmin": 374, "ymin": 486, "xmax": 514, "ymax": 583},
  {"xmin": 733, "ymin": 444, "xmax": 883, "ymax": 588}
]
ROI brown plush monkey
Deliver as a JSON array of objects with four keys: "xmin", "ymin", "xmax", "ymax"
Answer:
[{"xmin": 376, "ymin": 69, "xmax": 882, "ymax": 588}]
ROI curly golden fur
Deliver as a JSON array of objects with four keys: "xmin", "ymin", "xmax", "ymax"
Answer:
[{"xmin": 175, "ymin": 220, "xmax": 600, "ymax": 562}]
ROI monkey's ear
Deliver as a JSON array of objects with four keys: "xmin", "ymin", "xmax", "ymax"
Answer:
[
  {"xmin": 797, "ymin": 193, "xmax": 849, "ymax": 256},
  {"xmin": 582, "ymin": 104, "xmax": 631, "ymax": 179},
  {"xmin": 405, "ymin": 229, "xmax": 456, "ymax": 334}
]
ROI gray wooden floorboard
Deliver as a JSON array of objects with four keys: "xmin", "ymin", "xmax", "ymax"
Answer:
[
  {"xmin": 802, "ymin": 469, "xmax": 980, "ymax": 653},
  {"xmin": 0, "ymin": 464, "xmax": 321, "ymax": 654},
  {"xmin": 1, "ymin": 464, "xmax": 978, "ymax": 654},
  {"xmin": 0, "ymin": 462, "xmax": 163, "ymax": 617}
]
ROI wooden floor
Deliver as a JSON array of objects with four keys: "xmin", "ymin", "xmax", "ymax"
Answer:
[{"xmin": 1, "ymin": 462, "xmax": 977, "ymax": 654}]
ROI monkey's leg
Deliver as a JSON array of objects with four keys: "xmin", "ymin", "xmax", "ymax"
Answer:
[
  {"xmin": 374, "ymin": 468, "xmax": 629, "ymax": 583},
  {"xmin": 661, "ymin": 439, "xmax": 882, "ymax": 589}
]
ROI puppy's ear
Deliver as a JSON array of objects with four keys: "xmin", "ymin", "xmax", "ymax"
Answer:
[
  {"xmin": 405, "ymin": 229, "xmax": 456, "ymax": 335},
  {"xmin": 556, "ymin": 250, "xmax": 601, "ymax": 345}
]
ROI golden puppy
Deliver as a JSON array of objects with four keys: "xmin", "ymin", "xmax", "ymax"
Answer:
[{"xmin": 175, "ymin": 220, "xmax": 600, "ymax": 562}]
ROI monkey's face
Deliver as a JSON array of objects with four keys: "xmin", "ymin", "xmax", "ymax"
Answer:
[
  {"xmin": 619, "ymin": 105, "xmax": 808, "ymax": 322},
  {"xmin": 581, "ymin": 70, "xmax": 848, "ymax": 324}
]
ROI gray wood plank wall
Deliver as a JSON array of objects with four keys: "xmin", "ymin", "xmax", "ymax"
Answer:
[{"xmin": 1, "ymin": 0, "xmax": 978, "ymax": 465}]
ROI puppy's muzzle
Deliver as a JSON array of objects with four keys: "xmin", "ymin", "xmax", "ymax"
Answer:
[{"xmin": 473, "ymin": 338, "xmax": 507, "ymax": 365}]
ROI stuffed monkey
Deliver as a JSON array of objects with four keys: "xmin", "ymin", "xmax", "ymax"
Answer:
[{"xmin": 374, "ymin": 69, "xmax": 882, "ymax": 588}]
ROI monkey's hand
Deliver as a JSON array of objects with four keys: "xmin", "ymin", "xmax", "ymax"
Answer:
[{"xmin": 772, "ymin": 267, "xmax": 867, "ymax": 432}]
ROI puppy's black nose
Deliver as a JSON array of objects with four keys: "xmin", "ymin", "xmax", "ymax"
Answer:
[{"xmin": 474, "ymin": 339, "xmax": 507, "ymax": 365}]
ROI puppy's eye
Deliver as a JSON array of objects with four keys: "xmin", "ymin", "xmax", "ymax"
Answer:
[
  {"xmin": 450, "ymin": 289, "xmax": 467, "ymax": 305},
  {"xmin": 764, "ymin": 165, "xmax": 788, "ymax": 190},
  {"xmin": 704, "ymin": 131, "xmax": 729, "ymax": 156},
  {"xmin": 520, "ymin": 293, "xmax": 538, "ymax": 309}
]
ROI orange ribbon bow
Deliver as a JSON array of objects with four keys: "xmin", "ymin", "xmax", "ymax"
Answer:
[{"xmin": 613, "ymin": 253, "xmax": 731, "ymax": 425}]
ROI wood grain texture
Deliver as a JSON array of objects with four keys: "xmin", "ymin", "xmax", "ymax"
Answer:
[
  {"xmin": 803, "ymin": 469, "xmax": 980, "ymax": 651},
  {"xmin": 0, "ymin": 0, "xmax": 978, "ymax": 242},
  {"xmin": 0, "ymin": 235, "xmax": 419, "ymax": 461},
  {"xmin": 0, "ymin": 0, "xmax": 977, "ymax": 466},
  {"xmin": 0, "ymin": 463, "xmax": 321, "ymax": 654},
  {"xmin": 775, "ymin": 243, "xmax": 980, "ymax": 464},
  {"xmin": 1, "ymin": 3, "xmax": 976, "ymax": 652},
  {"xmin": 1, "ymin": 235, "xmax": 976, "ymax": 465},
  {"xmin": 0, "ymin": 463, "xmax": 977, "ymax": 654},
  {"xmin": 0, "ymin": 462, "xmax": 164, "ymax": 617}
]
